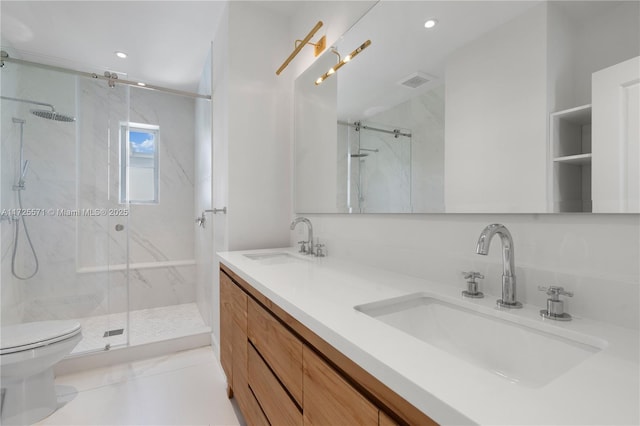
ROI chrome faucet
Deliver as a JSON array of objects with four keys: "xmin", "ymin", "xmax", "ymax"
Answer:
[
  {"xmin": 476, "ymin": 224, "xmax": 522, "ymax": 308},
  {"xmin": 290, "ymin": 216, "xmax": 314, "ymax": 255}
]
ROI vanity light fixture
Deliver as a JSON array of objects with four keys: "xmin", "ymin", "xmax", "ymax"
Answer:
[
  {"xmin": 115, "ymin": 51, "xmax": 128, "ymax": 59},
  {"xmin": 424, "ymin": 19, "xmax": 438, "ymax": 29},
  {"xmin": 276, "ymin": 21, "xmax": 326, "ymax": 75},
  {"xmin": 315, "ymin": 39, "xmax": 371, "ymax": 85}
]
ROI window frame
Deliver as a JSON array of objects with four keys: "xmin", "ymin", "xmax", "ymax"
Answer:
[{"xmin": 119, "ymin": 121, "xmax": 160, "ymax": 205}]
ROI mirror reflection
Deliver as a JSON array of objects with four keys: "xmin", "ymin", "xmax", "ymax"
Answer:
[{"xmin": 294, "ymin": 1, "xmax": 640, "ymax": 213}]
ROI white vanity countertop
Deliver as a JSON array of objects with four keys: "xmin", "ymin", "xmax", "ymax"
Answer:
[{"xmin": 217, "ymin": 248, "xmax": 639, "ymax": 425}]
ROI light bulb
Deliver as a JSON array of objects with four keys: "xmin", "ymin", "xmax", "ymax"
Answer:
[{"xmin": 424, "ymin": 19, "xmax": 438, "ymax": 29}]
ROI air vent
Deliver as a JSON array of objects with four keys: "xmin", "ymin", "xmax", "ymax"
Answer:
[{"xmin": 398, "ymin": 72, "xmax": 434, "ymax": 89}]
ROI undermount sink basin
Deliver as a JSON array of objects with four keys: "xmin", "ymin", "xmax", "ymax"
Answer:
[
  {"xmin": 243, "ymin": 252, "xmax": 307, "ymax": 265},
  {"xmin": 355, "ymin": 293, "xmax": 606, "ymax": 387}
]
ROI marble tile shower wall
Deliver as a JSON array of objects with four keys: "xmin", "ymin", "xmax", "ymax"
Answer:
[
  {"xmin": 1, "ymin": 64, "xmax": 76, "ymax": 324},
  {"xmin": 367, "ymin": 86, "xmax": 445, "ymax": 213},
  {"xmin": 1, "ymin": 64, "xmax": 197, "ymax": 322},
  {"xmin": 1, "ymin": 64, "xmax": 23, "ymax": 324},
  {"xmin": 336, "ymin": 87, "xmax": 445, "ymax": 214}
]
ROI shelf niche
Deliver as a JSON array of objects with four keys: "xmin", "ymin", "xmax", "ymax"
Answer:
[{"xmin": 550, "ymin": 104, "xmax": 592, "ymax": 212}]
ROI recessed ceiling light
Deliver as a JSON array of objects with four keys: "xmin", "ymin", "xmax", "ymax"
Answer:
[
  {"xmin": 424, "ymin": 19, "xmax": 438, "ymax": 29},
  {"xmin": 137, "ymin": 82, "xmax": 146, "ymax": 87},
  {"xmin": 115, "ymin": 51, "xmax": 128, "ymax": 59}
]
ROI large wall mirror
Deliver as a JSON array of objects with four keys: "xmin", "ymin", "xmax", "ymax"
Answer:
[{"xmin": 294, "ymin": 1, "xmax": 640, "ymax": 213}]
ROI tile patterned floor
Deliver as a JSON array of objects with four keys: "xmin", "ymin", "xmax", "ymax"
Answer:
[{"xmin": 37, "ymin": 347, "xmax": 243, "ymax": 425}]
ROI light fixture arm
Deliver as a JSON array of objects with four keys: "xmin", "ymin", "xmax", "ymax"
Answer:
[
  {"xmin": 330, "ymin": 49, "xmax": 342, "ymax": 63},
  {"xmin": 276, "ymin": 21, "xmax": 326, "ymax": 75}
]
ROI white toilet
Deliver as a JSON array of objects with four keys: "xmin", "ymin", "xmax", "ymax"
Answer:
[{"xmin": 1, "ymin": 320, "xmax": 82, "ymax": 425}]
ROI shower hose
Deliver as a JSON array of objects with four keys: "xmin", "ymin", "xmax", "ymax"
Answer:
[{"xmin": 11, "ymin": 189, "xmax": 39, "ymax": 280}]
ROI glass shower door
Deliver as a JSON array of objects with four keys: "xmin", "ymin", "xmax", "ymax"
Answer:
[
  {"xmin": 352, "ymin": 121, "xmax": 412, "ymax": 213},
  {"xmin": 1, "ymin": 60, "xmax": 131, "ymax": 354},
  {"xmin": 76, "ymin": 78, "xmax": 130, "ymax": 351}
]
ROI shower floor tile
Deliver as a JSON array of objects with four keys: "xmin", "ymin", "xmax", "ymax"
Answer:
[{"xmin": 72, "ymin": 303, "xmax": 210, "ymax": 354}]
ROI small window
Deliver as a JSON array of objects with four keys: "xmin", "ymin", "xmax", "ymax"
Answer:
[{"xmin": 120, "ymin": 122, "xmax": 159, "ymax": 204}]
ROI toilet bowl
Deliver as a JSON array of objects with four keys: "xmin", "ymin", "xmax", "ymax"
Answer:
[{"xmin": 1, "ymin": 320, "xmax": 82, "ymax": 425}]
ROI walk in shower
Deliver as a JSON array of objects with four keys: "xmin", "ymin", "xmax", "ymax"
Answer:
[{"xmin": 1, "ymin": 55, "xmax": 211, "ymax": 355}]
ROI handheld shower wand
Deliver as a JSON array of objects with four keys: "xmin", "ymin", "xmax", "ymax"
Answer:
[
  {"xmin": 9, "ymin": 117, "xmax": 39, "ymax": 280},
  {"xmin": 19, "ymin": 160, "xmax": 30, "ymax": 187}
]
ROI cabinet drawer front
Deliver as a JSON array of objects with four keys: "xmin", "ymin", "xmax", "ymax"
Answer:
[
  {"xmin": 303, "ymin": 346, "xmax": 378, "ymax": 426},
  {"xmin": 222, "ymin": 272, "xmax": 248, "ymax": 331},
  {"xmin": 233, "ymin": 322, "xmax": 270, "ymax": 426},
  {"xmin": 248, "ymin": 344, "xmax": 302, "ymax": 426},
  {"xmin": 219, "ymin": 273, "xmax": 234, "ymax": 383},
  {"xmin": 379, "ymin": 411, "xmax": 400, "ymax": 426},
  {"xmin": 247, "ymin": 298, "xmax": 303, "ymax": 405}
]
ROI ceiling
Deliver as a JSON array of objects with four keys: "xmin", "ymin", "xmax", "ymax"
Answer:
[
  {"xmin": 2, "ymin": 0, "xmax": 620, "ymax": 99},
  {"xmin": 0, "ymin": 1, "xmax": 231, "ymax": 93}
]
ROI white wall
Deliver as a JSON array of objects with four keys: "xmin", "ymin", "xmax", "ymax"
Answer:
[
  {"xmin": 571, "ymin": 1, "xmax": 640, "ymax": 107},
  {"xmin": 294, "ymin": 52, "xmax": 338, "ymax": 213},
  {"xmin": 227, "ymin": 2, "xmax": 292, "ymax": 251},
  {"xmin": 211, "ymin": 1, "xmax": 297, "ymax": 350},
  {"xmin": 444, "ymin": 3, "xmax": 548, "ymax": 213},
  {"xmin": 209, "ymin": 1, "xmax": 376, "ymax": 350},
  {"xmin": 547, "ymin": 1, "xmax": 640, "ymax": 112}
]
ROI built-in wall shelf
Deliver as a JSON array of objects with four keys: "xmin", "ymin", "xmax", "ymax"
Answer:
[
  {"xmin": 551, "ymin": 104, "xmax": 591, "ymax": 125},
  {"xmin": 553, "ymin": 153, "xmax": 592, "ymax": 165},
  {"xmin": 550, "ymin": 104, "xmax": 592, "ymax": 212}
]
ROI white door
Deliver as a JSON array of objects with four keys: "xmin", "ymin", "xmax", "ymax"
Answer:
[{"xmin": 592, "ymin": 56, "xmax": 640, "ymax": 212}]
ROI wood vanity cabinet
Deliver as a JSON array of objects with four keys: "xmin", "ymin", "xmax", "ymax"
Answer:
[
  {"xmin": 303, "ymin": 346, "xmax": 378, "ymax": 425},
  {"xmin": 220, "ymin": 265, "xmax": 436, "ymax": 426},
  {"xmin": 220, "ymin": 271, "xmax": 269, "ymax": 425}
]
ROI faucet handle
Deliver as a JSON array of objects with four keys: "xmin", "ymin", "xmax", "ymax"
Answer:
[
  {"xmin": 297, "ymin": 241, "xmax": 307, "ymax": 253},
  {"xmin": 461, "ymin": 271, "xmax": 484, "ymax": 299},
  {"xmin": 538, "ymin": 286, "xmax": 573, "ymax": 321},
  {"xmin": 538, "ymin": 286, "xmax": 573, "ymax": 299},
  {"xmin": 462, "ymin": 271, "xmax": 484, "ymax": 282},
  {"xmin": 314, "ymin": 243, "xmax": 326, "ymax": 257}
]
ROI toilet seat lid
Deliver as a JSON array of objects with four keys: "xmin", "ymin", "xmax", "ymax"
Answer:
[{"xmin": 1, "ymin": 320, "xmax": 81, "ymax": 355}]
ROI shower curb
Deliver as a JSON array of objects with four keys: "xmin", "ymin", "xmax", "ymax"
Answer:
[{"xmin": 54, "ymin": 331, "xmax": 211, "ymax": 376}]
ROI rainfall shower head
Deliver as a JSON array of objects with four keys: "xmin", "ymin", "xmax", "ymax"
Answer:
[
  {"xmin": 1, "ymin": 96, "xmax": 76, "ymax": 122},
  {"xmin": 30, "ymin": 109, "xmax": 76, "ymax": 122}
]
